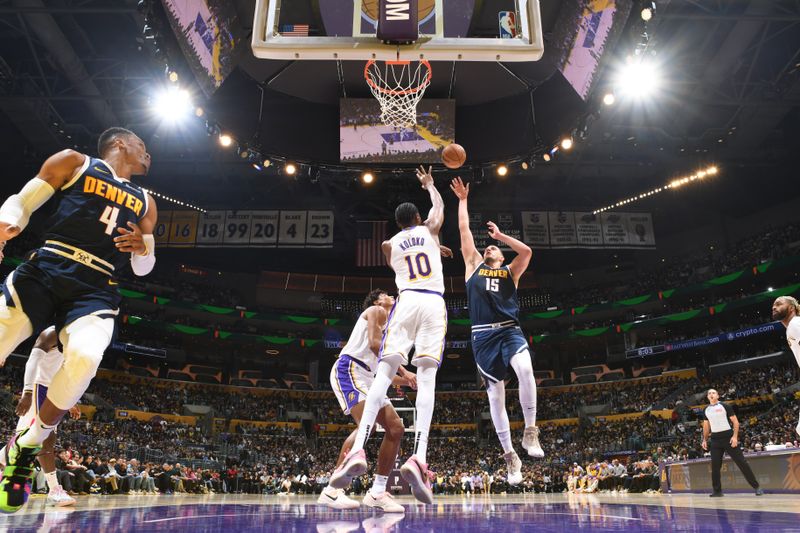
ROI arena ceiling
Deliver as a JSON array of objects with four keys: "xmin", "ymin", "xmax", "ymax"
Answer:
[{"xmin": 0, "ymin": 0, "xmax": 797, "ymax": 218}]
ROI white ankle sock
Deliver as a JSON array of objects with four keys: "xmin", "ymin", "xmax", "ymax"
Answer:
[
  {"xmin": 371, "ymin": 475, "xmax": 388, "ymax": 495},
  {"xmin": 45, "ymin": 472, "xmax": 59, "ymax": 492}
]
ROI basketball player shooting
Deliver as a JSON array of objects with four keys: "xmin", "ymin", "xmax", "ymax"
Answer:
[
  {"xmin": 449, "ymin": 176, "xmax": 544, "ymax": 486},
  {"xmin": 332, "ymin": 165, "xmax": 447, "ymax": 505},
  {"xmin": 0, "ymin": 128, "xmax": 157, "ymax": 513}
]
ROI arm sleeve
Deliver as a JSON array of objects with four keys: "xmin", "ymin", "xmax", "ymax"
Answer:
[{"xmin": 23, "ymin": 348, "xmax": 46, "ymax": 391}]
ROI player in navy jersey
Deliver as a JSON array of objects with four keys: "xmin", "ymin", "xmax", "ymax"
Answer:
[
  {"xmin": 450, "ymin": 177, "xmax": 543, "ymax": 487},
  {"xmin": 0, "ymin": 127, "xmax": 157, "ymax": 513}
]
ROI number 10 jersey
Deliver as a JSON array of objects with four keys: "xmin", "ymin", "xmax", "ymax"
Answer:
[{"xmin": 389, "ymin": 225, "xmax": 444, "ymax": 294}]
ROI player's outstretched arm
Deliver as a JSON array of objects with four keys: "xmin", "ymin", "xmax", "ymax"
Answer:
[
  {"xmin": 416, "ymin": 165, "xmax": 444, "ymax": 238},
  {"xmin": 449, "ymin": 177, "xmax": 481, "ymax": 276},
  {"xmin": 487, "ymin": 221, "xmax": 532, "ymax": 285},
  {"xmin": 0, "ymin": 149, "xmax": 86, "ymax": 242},
  {"xmin": 381, "ymin": 240, "xmax": 392, "ymax": 264}
]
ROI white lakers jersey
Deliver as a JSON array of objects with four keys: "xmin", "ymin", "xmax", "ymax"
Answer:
[
  {"xmin": 25, "ymin": 347, "xmax": 64, "ymax": 389},
  {"xmin": 340, "ymin": 310, "xmax": 381, "ymax": 369},
  {"xmin": 787, "ymin": 316, "xmax": 800, "ymax": 369},
  {"xmin": 389, "ymin": 225, "xmax": 444, "ymax": 294}
]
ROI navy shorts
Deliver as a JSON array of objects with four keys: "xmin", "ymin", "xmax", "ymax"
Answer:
[
  {"xmin": 2, "ymin": 249, "xmax": 121, "ymax": 335},
  {"xmin": 471, "ymin": 326, "xmax": 532, "ymax": 383}
]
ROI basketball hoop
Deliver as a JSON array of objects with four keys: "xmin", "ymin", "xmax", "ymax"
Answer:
[{"xmin": 364, "ymin": 59, "xmax": 432, "ymax": 128}]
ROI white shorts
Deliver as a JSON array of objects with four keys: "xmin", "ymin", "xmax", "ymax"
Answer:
[
  {"xmin": 330, "ymin": 356, "xmax": 389, "ymax": 416},
  {"xmin": 380, "ymin": 290, "xmax": 447, "ymax": 366}
]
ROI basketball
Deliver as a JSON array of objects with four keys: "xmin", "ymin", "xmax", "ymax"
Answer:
[
  {"xmin": 442, "ymin": 143, "xmax": 467, "ymax": 169},
  {"xmin": 362, "ymin": 0, "xmax": 436, "ymax": 23}
]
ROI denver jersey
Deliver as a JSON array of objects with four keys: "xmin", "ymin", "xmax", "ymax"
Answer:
[
  {"xmin": 43, "ymin": 156, "xmax": 149, "ymax": 273},
  {"xmin": 465, "ymin": 263, "xmax": 519, "ymax": 326},
  {"xmin": 339, "ymin": 310, "xmax": 383, "ymax": 369},
  {"xmin": 389, "ymin": 225, "xmax": 444, "ymax": 294}
]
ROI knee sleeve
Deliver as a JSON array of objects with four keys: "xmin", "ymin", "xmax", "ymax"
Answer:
[{"xmin": 48, "ymin": 315, "xmax": 113, "ymax": 409}]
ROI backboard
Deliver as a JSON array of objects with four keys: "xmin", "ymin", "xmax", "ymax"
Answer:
[{"xmin": 252, "ymin": 0, "xmax": 544, "ymax": 62}]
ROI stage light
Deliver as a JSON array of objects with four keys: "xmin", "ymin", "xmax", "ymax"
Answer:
[
  {"xmin": 263, "ymin": 159, "xmax": 272, "ymax": 168},
  {"xmin": 543, "ymin": 153, "xmax": 551, "ymax": 162},
  {"xmin": 496, "ymin": 165, "xmax": 508, "ymax": 177},
  {"xmin": 152, "ymin": 87, "xmax": 192, "ymax": 123},
  {"xmin": 521, "ymin": 161, "xmax": 529, "ymax": 170},
  {"xmin": 194, "ymin": 107, "xmax": 204, "ymax": 117},
  {"xmin": 168, "ymin": 70, "xmax": 179, "ymax": 83},
  {"xmin": 707, "ymin": 165, "xmax": 718, "ymax": 175},
  {"xmin": 560, "ymin": 137, "xmax": 574, "ymax": 150},
  {"xmin": 617, "ymin": 61, "xmax": 660, "ymax": 98},
  {"xmin": 218, "ymin": 133, "xmax": 233, "ymax": 147},
  {"xmin": 603, "ymin": 93, "xmax": 616, "ymax": 106},
  {"xmin": 641, "ymin": 2, "xmax": 656, "ymax": 21},
  {"xmin": 362, "ymin": 172, "xmax": 375, "ymax": 184},
  {"xmin": 252, "ymin": 163, "xmax": 262, "ymax": 171},
  {"xmin": 285, "ymin": 163, "xmax": 297, "ymax": 175}
]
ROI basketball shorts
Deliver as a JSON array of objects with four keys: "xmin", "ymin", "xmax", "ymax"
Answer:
[
  {"xmin": 330, "ymin": 355, "xmax": 390, "ymax": 416},
  {"xmin": 379, "ymin": 289, "xmax": 447, "ymax": 367},
  {"xmin": 471, "ymin": 325, "xmax": 532, "ymax": 383},
  {"xmin": 16, "ymin": 383, "xmax": 55, "ymax": 433},
  {"xmin": 2, "ymin": 249, "xmax": 121, "ymax": 335}
]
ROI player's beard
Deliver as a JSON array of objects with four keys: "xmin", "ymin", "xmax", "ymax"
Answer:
[{"xmin": 773, "ymin": 308, "xmax": 787, "ymax": 321}]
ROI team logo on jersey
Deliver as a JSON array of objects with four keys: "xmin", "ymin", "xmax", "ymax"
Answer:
[{"xmin": 348, "ymin": 392, "xmax": 355, "ymax": 402}]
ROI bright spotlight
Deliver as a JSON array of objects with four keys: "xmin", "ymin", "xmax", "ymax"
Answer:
[
  {"xmin": 153, "ymin": 87, "xmax": 192, "ymax": 123},
  {"xmin": 218, "ymin": 134, "xmax": 233, "ymax": 147},
  {"xmin": 603, "ymin": 93, "xmax": 616, "ymax": 106},
  {"xmin": 543, "ymin": 153, "xmax": 551, "ymax": 162},
  {"xmin": 707, "ymin": 165, "xmax": 718, "ymax": 175},
  {"xmin": 285, "ymin": 163, "xmax": 297, "ymax": 175},
  {"xmin": 496, "ymin": 165, "xmax": 508, "ymax": 177},
  {"xmin": 560, "ymin": 137, "xmax": 574, "ymax": 150},
  {"xmin": 362, "ymin": 172, "xmax": 375, "ymax": 184},
  {"xmin": 521, "ymin": 161, "xmax": 529, "ymax": 170},
  {"xmin": 168, "ymin": 70, "xmax": 179, "ymax": 83},
  {"xmin": 641, "ymin": 2, "xmax": 655, "ymax": 21},
  {"xmin": 617, "ymin": 61, "xmax": 660, "ymax": 98}
]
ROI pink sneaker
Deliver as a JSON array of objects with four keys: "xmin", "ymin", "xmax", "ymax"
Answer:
[
  {"xmin": 329, "ymin": 449, "xmax": 367, "ymax": 489},
  {"xmin": 399, "ymin": 456, "xmax": 433, "ymax": 504}
]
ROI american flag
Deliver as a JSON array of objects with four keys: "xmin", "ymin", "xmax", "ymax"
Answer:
[
  {"xmin": 280, "ymin": 24, "xmax": 310, "ymax": 37},
  {"xmin": 356, "ymin": 220, "xmax": 388, "ymax": 267}
]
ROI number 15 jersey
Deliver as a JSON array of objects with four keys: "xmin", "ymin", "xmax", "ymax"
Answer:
[
  {"xmin": 465, "ymin": 263, "xmax": 519, "ymax": 326},
  {"xmin": 389, "ymin": 225, "xmax": 444, "ymax": 294}
]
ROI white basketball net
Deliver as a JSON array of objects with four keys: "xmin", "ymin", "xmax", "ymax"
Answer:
[{"xmin": 364, "ymin": 60, "xmax": 432, "ymax": 128}]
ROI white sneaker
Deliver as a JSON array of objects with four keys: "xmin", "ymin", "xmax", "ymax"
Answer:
[
  {"xmin": 317, "ymin": 486, "xmax": 360, "ymax": 510},
  {"xmin": 46, "ymin": 486, "xmax": 76, "ymax": 507},
  {"xmin": 503, "ymin": 450, "xmax": 523, "ymax": 486},
  {"xmin": 362, "ymin": 491, "xmax": 405, "ymax": 513},
  {"xmin": 522, "ymin": 426, "xmax": 545, "ymax": 458}
]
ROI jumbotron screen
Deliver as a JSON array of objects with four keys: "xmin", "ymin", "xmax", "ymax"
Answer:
[
  {"xmin": 339, "ymin": 99, "xmax": 456, "ymax": 164},
  {"xmin": 162, "ymin": 0, "xmax": 244, "ymax": 96}
]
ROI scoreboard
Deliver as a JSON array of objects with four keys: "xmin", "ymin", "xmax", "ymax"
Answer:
[{"xmin": 154, "ymin": 210, "xmax": 334, "ymax": 248}]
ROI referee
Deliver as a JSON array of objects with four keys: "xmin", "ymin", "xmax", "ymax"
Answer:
[{"xmin": 701, "ymin": 389, "xmax": 763, "ymax": 497}]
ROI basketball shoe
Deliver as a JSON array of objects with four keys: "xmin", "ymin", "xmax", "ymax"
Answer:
[
  {"xmin": 317, "ymin": 485, "xmax": 360, "ymax": 510},
  {"xmin": 0, "ymin": 428, "xmax": 42, "ymax": 513},
  {"xmin": 46, "ymin": 486, "xmax": 76, "ymax": 507},
  {"xmin": 362, "ymin": 491, "xmax": 405, "ymax": 513},
  {"xmin": 504, "ymin": 450, "xmax": 523, "ymax": 486},
  {"xmin": 329, "ymin": 449, "xmax": 367, "ymax": 489},
  {"xmin": 399, "ymin": 456, "xmax": 433, "ymax": 504},
  {"xmin": 522, "ymin": 426, "xmax": 545, "ymax": 458}
]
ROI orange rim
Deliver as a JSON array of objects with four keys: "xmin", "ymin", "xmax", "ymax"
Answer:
[{"xmin": 364, "ymin": 59, "xmax": 432, "ymax": 96}]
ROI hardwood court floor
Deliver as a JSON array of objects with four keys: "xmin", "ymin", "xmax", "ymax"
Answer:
[{"xmin": 1, "ymin": 492, "xmax": 798, "ymax": 532}]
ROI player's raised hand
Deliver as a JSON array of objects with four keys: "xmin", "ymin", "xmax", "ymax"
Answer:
[
  {"xmin": 69, "ymin": 405, "xmax": 82, "ymax": 420},
  {"xmin": 0, "ymin": 222, "xmax": 21, "ymax": 243},
  {"xmin": 487, "ymin": 221, "xmax": 503, "ymax": 240},
  {"xmin": 0, "ymin": 240, "xmax": 6, "ymax": 264},
  {"xmin": 449, "ymin": 177, "xmax": 469, "ymax": 200},
  {"xmin": 114, "ymin": 222, "xmax": 147, "ymax": 255},
  {"xmin": 439, "ymin": 245, "xmax": 454, "ymax": 258},
  {"xmin": 416, "ymin": 165, "xmax": 433, "ymax": 189}
]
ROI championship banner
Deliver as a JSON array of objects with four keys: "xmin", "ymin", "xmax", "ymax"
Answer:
[
  {"xmin": 153, "ymin": 210, "xmax": 334, "ymax": 249},
  {"xmin": 520, "ymin": 211, "xmax": 656, "ymax": 249},
  {"xmin": 470, "ymin": 211, "xmax": 524, "ymax": 252}
]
